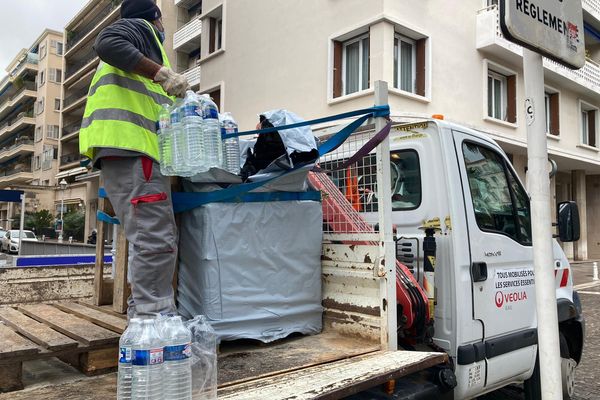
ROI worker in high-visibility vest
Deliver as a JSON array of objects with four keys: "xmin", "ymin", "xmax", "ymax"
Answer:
[{"xmin": 80, "ymin": 0, "xmax": 189, "ymax": 318}]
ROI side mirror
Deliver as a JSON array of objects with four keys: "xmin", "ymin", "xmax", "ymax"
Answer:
[{"xmin": 557, "ymin": 201, "xmax": 580, "ymax": 242}]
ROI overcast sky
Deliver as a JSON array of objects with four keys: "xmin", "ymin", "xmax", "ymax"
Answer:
[{"xmin": 0, "ymin": 0, "xmax": 89, "ymax": 79}]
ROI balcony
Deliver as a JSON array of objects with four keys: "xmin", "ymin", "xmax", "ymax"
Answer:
[
  {"xmin": 0, "ymin": 82, "xmax": 37, "ymax": 117},
  {"xmin": 65, "ymin": 48, "xmax": 98, "ymax": 82},
  {"xmin": 583, "ymin": 0, "xmax": 600, "ymax": 23},
  {"xmin": 60, "ymin": 152, "xmax": 82, "ymax": 170},
  {"xmin": 0, "ymin": 165, "xmax": 33, "ymax": 185},
  {"xmin": 66, "ymin": 0, "xmax": 122, "ymax": 54},
  {"xmin": 175, "ymin": 0, "xmax": 201, "ymax": 9},
  {"xmin": 182, "ymin": 65, "xmax": 201, "ymax": 87},
  {"xmin": 173, "ymin": 17, "xmax": 202, "ymax": 53},
  {"xmin": 8, "ymin": 53, "xmax": 38, "ymax": 80},
  {"xmin": 0, "ymin": 139, "xmax": 34, "ymax": 163},
  {"xmin": 477, "ymin": 5, "xmax": 600, "ymax": 97},
  {"xmin": 63, "ymin": 88, "xmax": 88, "ymax": 113},
  {"xmin": 61, "ymin": 122, "xmax": 81, "ymax": 142},
  {"xmin": 0, "ymin": 110, "xmax": 35, "ymax": 140}
]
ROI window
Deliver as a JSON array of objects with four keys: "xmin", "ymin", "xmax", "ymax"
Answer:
[
  {"xmin": 50, "ymin": 40, "xmax": 63, "ymax": 55},
  {"xmin": 393, "ymin": 35, "xmax": 426, "ymax": 96},
  {"xmin": 39, "ymin": 43, "xmax": 46, "ymax": 60},
  {"xmin": 342, "ymin": 35, "xmax": 369, "ymax": 96},
  {"xmin": 487, "ymin": 69, "xmax": 516, "ymax": 123},
  {"xmin": 463, "ymin": 142, "xmax": 531, "ymax": 245},
  {"xmin": 36, "ymin": 97, "xmax": 44, "ymax": 115},
  {"xmin": 43, "ymin": 145, "xmax": 55, "ymax": 169},
  {"xmin": 33, "ymin": 155, "xmax": 41, "ymax": 170},
  {"xmin": 38, "ymin": 70, "xmax": 45, "ymax": 87},
  {"xmin": 49, "ymin": 68, "xmax": 62, "ymax": 83},
  {"xmin": 35, "ymin": 126, "xmax": 43, "ymax": 142},
  {"xmin": 320, "ymin": 150, "xmax": 422, "ymax": 212},
  {"xmin": 54, "ymin": 98, "xmax": 61, "ymax": 111},
  {"xmin": 208, "ymin": 12, "xmax": 223, "ymax": 54},
  {"xmin": 580, "ymin": 102, "xmax": 598, "ymax": 147},
  {"xmin": 47, "ymin": 125, "xmax": 59, "ymax": 139},
  {"xmin": 544, "ymin": 91, "xmax": 560, "ymax": 135}
]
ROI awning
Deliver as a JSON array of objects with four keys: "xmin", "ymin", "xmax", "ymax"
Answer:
[
  {"xmin": 75, "ymin": 171, "xmax": 100, "ymax": 182},
  {"xmin": 55, "ymin": 167, "xmax": 87, "ymax": 179}
]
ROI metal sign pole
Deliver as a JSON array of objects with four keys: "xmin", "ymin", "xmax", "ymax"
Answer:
[
  {"xmin": 523, "ymin": 48, "xmax": 562, "ymax": 400},
  {"xmin": 18, "ymin": 193, "xmax": 25, "ymax": 256}
]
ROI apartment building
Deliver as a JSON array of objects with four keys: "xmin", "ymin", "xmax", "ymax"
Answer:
[
  {"xmin": 59, "ymin": 0, "xmax": 177, "ymax": 238},
  {"xmin": 173, "ymin": 0, "xmax": 203, "ymax": 89},
  {"xmin": 0, "ymin": 29, "xmax": 63, "ymax": 228},
  {"xmin": 195, "ymin": 0, "xmax": 600, "ymax": 260}
]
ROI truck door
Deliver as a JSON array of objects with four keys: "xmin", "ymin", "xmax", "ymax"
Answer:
[{"xmin": 452, "ymin": 131, "xmax": 537, "ymax": 387}]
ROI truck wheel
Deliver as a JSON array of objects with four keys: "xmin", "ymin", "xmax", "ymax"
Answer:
[
  {"xmin": 525, "ymin": 333, "xmax": 575, "ymax": 400},
  {"xmin": 560, "ymin": 332, "xmax": 576, "ymax": 400},
  {"xmin": 524, "ymin": 355, "xmax": 541, "ymax": 400}
]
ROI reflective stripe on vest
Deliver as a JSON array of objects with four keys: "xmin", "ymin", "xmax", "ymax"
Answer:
[{"xmin": 79, "ymin": 19, "xmax": 174, "ymax": 161}]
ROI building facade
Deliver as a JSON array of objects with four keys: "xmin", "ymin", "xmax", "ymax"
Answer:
[
  {"xmin": 193, "ymin": 0, "xmax": 600, "ymax": 260},
  {"xmin": 59, "ymin": 0, "xmax": 177, "ymax": 238},
  {"xmin": 0, "ymin": 29, "xmax": 63, "ymax": 229}
]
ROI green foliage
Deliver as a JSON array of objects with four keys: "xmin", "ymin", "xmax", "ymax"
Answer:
[
  {"xmin": 24, "ymin": 209, "xmax": 54, "ymax": 231},
  {"xmin": 63, "ymin": 210, "xmax": 85, "ymax": 242}
]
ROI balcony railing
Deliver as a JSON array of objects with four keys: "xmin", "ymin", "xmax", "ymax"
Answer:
[
  {"xmin": 0, "ymin": 139, "xmax": 34, "ymax": 157},
  {"xmin": 62, "ymin": 122, "xmax": 82, "ymax": 136},
  {"xmin": 0, "ymin": 109, "xmax": 35, "ymax": 132},
  {"xmin": 182, "ymin": 65, "xmax": 201, "ymax": 87},
  {"xmin": 478, "ymin": 5, "xmax": 600, "ymax": 94},
  {"xmin": 65, "ymin": 49, "xmax": 98, "ymax": 80},
  {"xmin": 0, "ymin": 81, "xmax": 36, "ymax": 109},
  {"xmin": 60, "ymin": 153, "xmax": 82, "ymax": 165},
  {"xmin": 66, "ymin": 0, "xmax": 122, "ymax": 51},
  {"xmin": 63, "ymin": 88, "xmax": 88, "ymax": 109},
  {"xmin": 0, "ymin": 164, "xmax": 33, "ymax": 177},
  {"xmin": 174, "ymin": 17, "xmax": 202, "ymax": 50},
  {"xmin": 9, "ymin": 53, "xmax": 39, "ymax": 78},
  {"xmin": 583, "ymin": 0, "xmax": 600, "ymax": 18}
]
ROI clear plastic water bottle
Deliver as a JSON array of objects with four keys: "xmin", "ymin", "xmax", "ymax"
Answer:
[
  {"xmin": 158, "ymin": 104, "xmax": 173, "ymax": 176},
  {"xmin": 162, "ymin": 316, "xmax": 193, "ymax": 400},
  {"xmin": 200, "ymin": 94, "xmax": 223, "ymax": 169},
  {"xmin": 131, "ymin": 319, "xmax": 164, "ymax": 400},
  {"xmin": 117, "ymin": 318, "xmax": 142, "ymax": 400},
  {"xmin": 220, "ymin": 112, "xmax": 240, "ymax": 175},
  {"xmin": 170, "ymin": 100, "xmax": 187, "ymax": 176},
  {"xmin": 181, "ymin": 90, "xmax": 205, "ymax": 174}
]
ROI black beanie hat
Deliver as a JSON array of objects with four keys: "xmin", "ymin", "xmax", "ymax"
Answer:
[{"xmin": 121, "ymin": 0, "xmax": 162, "ymax": 21}]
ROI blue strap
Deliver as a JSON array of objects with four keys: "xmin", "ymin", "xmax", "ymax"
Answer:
[
  {"xmin": 97, "ymin": 210, "xmax": 120, "ymax": 225},
  {"xmin": 219, "ymin": 191, "xmax": 320, "ymax": 203},
  {"xmin": 222, "ymin": 105, "xmax": 390, "ymax": 139},
  {"xmin": 172, "ymin": 113, "xmax": 372, "ymax": 213},
  {"xmin": 98, "ymin": 187, "xmax": 108, "ymax": 198}
]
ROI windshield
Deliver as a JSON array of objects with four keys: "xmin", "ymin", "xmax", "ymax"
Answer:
[{"xmin": 10, "ymin": 231, "xmax": 36, "ymax": 239}]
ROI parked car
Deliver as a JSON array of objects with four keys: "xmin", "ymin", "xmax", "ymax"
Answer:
[{"xmin": 1, "ymin": 230, "xmax": 38, "ymax": 253}]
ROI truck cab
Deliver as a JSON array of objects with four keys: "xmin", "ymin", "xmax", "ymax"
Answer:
[{"xmin": 322, "ymin": 117, "xmax": 584, "ymax": 399}]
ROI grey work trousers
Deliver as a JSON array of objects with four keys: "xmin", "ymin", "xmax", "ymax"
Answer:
[{"xmin": 101, "ymin": 156, "xmax": 178, "ymax": 318}]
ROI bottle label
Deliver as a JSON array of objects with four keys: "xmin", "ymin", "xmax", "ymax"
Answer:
[
  {"xmin": 132, "ymin": 348, "xmax": 164, "ymax": 366},
  {"xmin": 183, "ymin": 104, "xmax": 201, "ymax": 118},
  {"xmin": 221, "ymin": 127, "xmax": 238, "ymax": 137},
  {"xmin": 170, "ymin": 112, "xmax": 181, "ymax": 124},
  {"xmin": 119, "ymin": 346, "xmax": 132, "ymax": 363},
  {"xmin": 204, "ymin": 108, "xmax": 219, "ymax": 119},
  {"xmin": 164, "ymin": 343, "xmax": 192, "ymax": 361}
]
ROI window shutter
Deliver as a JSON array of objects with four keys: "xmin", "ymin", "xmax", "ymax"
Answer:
[
  {"xmin": 333, "ymin": 41, "xmax": 343, "ymax": 98},
  {"xmin": 416, "ymin": 39, "xmax": 426, "ymax": 96},
  {"xmin": 209, "ymin": 17, "xmax": 216, "ymax": 53},
  {"xmin": 549, "ymin": 93, "xmax": 560, "ymax": 136},
  {"xmin": 506, "ymin": 75, "xmax": 516, "ymax": 123},
  {"xmin": 588, "ymin": 111, "xmax": 596, "ymax": 147}
]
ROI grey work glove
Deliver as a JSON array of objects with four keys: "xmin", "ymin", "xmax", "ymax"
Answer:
[{"xmin": 153, "ymin": 67, "xmax": 190, "ymax": 98}]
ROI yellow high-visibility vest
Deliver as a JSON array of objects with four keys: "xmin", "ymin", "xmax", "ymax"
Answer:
[{"xmin": 79, "ymin": 19, "xmax": 174, "ymax": 161}]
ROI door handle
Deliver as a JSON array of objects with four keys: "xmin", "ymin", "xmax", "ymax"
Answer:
[{"xmin": 472, "ymin": 262, "xmax": 488, "ymax": 282}]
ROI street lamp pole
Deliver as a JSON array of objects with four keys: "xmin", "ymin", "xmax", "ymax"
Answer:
[{"xmin": 58, "ymin": 179, "xmax": 67, "ymax": 243}]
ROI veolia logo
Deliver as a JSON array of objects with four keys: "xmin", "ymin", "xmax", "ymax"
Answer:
[{"xmin": 495, "ymin": 291, "xmax": 504, "ymax": 308}]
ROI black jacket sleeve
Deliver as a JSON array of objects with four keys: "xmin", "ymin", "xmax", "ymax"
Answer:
[{"xmin": 94, "ymin": 19, "xmax": 162, "ymax": 72}]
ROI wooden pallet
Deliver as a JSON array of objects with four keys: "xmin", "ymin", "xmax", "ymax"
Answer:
[{"xmin": 0, "ymin": 301, "xmax": 125, "ymax": 393}]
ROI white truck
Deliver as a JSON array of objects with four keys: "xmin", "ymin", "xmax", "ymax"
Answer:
[{"xmin": 309, "ymin": 115, "xmax": 585, "ymax": 399}]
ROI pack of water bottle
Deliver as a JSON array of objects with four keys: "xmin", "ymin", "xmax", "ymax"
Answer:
[
  {"xmin": 158, "ymin": 91, "xmax": 241, "ymax": 177},
  {"xmin": 117, "ymin": 315, "xmax": 217, "ymax": 400}
]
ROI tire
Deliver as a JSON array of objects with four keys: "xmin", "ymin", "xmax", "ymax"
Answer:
[{"xmin": 524, "ymin": 333, "xmax": 576, "ymax": 400}]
